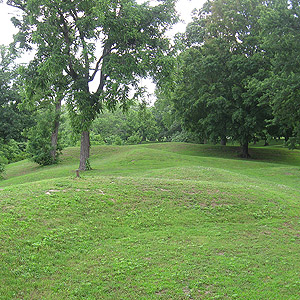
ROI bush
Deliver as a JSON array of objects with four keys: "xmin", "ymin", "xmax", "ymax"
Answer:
[
  {"xmin": 0, "ymin": 152, "xmax": 8, "ymax": 178},
  {"xmin": 171, "ymin": 130, "xmax": 203, "ymax": 143},
  {"xmin": 90, "ymin": 133, "xmax": 105, "ymax": 145},
  {"xmin": 105, "ymin": 135, "xmax": 123, "ymax": 145},
  {"xmin": 26, "ymin": 110, "xmax": 62, "ymax": 166},
  {"xmin": 126, "ymin": 134, "xmax": 142, "ymax": 145},
  {"xmin": 0, "ymin": 140, "xmax": 27, "ymax": 163}
]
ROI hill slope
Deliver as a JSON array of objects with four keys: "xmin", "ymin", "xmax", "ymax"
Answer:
[{"xmin": 0, "ymin": 143, "xmax": 299, "ymax": 299}]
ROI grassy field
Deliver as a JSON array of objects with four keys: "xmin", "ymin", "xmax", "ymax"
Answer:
[{"xmin": 0, "ymin": 142, "xmax": 299, "ymax": 299}]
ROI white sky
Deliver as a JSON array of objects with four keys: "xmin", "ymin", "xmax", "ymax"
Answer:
[{"xmin": 0, "ymin": 0, "xmax": 205, "ymax": 101}]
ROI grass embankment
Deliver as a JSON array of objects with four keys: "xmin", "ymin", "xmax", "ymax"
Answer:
[{"xmin": 0, "ymin": 143, "xmax": 299, "ymax": 299}]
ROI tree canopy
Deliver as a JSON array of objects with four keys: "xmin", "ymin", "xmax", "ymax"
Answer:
[
  {"xmin": 8, "ymin": 0, "xmax": 178, "ymax": 169},
  {"xmin": 170, "ymin": 0, "xmax": 276, "ymax": 156}
]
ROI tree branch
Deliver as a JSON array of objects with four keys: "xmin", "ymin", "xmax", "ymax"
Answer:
[
  {"xmin": 89, "ymin": 45, "xmax": 116, "ymax": 82},
  {"xmin": 57, "ymin": 10, "xmax": 78, "ymax": 80},
  {"xmin": 6, "ymin": 0, "xmax": 26, "ymax": 12}
]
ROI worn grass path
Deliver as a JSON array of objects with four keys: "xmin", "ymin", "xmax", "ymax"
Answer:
[{"xmin": 0, "ymin": 143, "xmax": 299, "ymax": 299}]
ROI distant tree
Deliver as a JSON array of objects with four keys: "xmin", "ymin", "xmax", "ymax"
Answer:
[
  {"xmin": 19, "ymin": 59, "xmax": 68, "ymax": 164},
  {"xmin": 153, "ymin": 89, "xmax": 182, "ymax": 141},
  {"xmin": 172, "ymin": 0, "xmax": 272, "ymax": 157},
  {"xmin": 0, "ymin": 45, "xmax": 33, "ymax": 171},
  {"xmin": 90, "ymin": 105, "xmax": 159, "ymax": 145},
  {"xmin": 260, "ymin": 0, "xmax": 300, "ymax": 148},
  {"xmin": 0, "ymin": 45, "xmax": 32, "ymax": 143},
  {"xmin": 25, "ymin": 108, "xmax": 63, "ymax": 165},
  {"xmin": 8, "ymin": 0, "xmax": 177, "ymax": 170}
]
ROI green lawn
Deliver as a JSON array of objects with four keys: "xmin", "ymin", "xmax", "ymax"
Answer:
[{"xmin": 0, "ymin": 143, "xmax": 299, "ymax": 299}]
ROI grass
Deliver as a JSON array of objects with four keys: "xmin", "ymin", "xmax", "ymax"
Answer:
[{"xmin": 0, "ymin": 142, "xmax": 299, "ymax": 299}]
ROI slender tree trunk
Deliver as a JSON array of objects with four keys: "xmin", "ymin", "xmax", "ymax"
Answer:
[
  {"xmin": 79, "ymin": 130, "xmax": 90, "ymax": 170},
  {"xmin": 220, "ymin": 137, "xmax": 227, "ymax": 146},
  {"xmin": 241, "ymin": 142, "xmax": 250, "ymax": 158},
  {"xmin": 50, "ymin": 98, "xmax": 62, "ymax": 162}
]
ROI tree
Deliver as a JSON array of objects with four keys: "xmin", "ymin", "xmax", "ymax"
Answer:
[
  {"xmin": 260, "ymin": 0, "xmax": 300, "ymax": 148},
  {"xmin": 25, "ymin": 107, "xmax": 63, "ymax": 165},
  {"xmin": 7, "ymin": 0, "xmax": 177, "ymax": 170},
  {"xmin": 19, "ymin": 59, "xmax": 68, "ymax": 164},
  {"xmin": 90, "ymin": 105, "xmax": 159, "ymax": 144},
  {"xmin": 172, "ymin": 0, "xmax": 272, "ymax": 157},
  {"xmin": 153, "ymin": 89, "xmax": 182, "ymax": 141},
  {"xmin": 0, "ymin": 45, "xmax": 32, "ymax": 143},
  {"xmin": 0, "ymin": 45, "xmax": 33, "ymax": 171}
]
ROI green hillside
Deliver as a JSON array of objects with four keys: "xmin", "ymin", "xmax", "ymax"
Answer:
[{"xmin": 0, "ymin": 143, "xmax": 299, "ymax": 299}]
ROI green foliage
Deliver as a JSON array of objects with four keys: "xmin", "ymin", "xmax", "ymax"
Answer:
[
  {"xmin": 0, "ymin": 139, "xmax": 26, "ymax": 163},
  {"xmin": 0, "ymin": 45, "xmax": 33, "ymax": 143},
  {"xmin": 153, "ymin": 89, "xmax": 182, "ymax": 141},
  {"xmin": 127, "ymin": 133, "xmax": 142, "ymax": 145},
  {"xmin": 170, "ymin": 0, "xmax": 273, "ymax": 156},
  {"xmin": 0, "ymin": 152, "xmax": 7, "ymax": 178},
  {"xmin": 105, "ymin": 135, "xmax": 124, "ymax": 146},
  {"xmin": 89, "ymin": 105, "xmax": 159, "ymax": 145},
  {"xmin": 26, "ymin": 109, "xmax": 62, "ymax": 166},
  {"xmin": 8, "ymin": 0, "xmax": 178, "ymax": 170},
  {"xmin": 171, "ymin": 130, "xmax": 203, "ymax": 144},
  {"xmin": 89, "ymin": 133, "xmax": 105, "ymax": 146},
  {"xmin": 259, "ymin": 0, "xmax": 300, "ymax": 147}
]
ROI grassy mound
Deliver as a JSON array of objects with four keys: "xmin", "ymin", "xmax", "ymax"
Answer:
[{"xmin": 0, "ymin": 143, "xmax": 299, "ymax": 299}]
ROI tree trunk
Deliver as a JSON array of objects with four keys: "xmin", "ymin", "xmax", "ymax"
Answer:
[
  {"xmin": 220, "ymin": 137, "xmax": 227, "ymax": 146},
  {"xmin": 241, "ymin": 142, "xmax": 250, "ymax": 158},
  {"xmin": 50, "ymin": 99, "xmax": 62, "ymax": 162},
  {"xmin": 79, "ymin": 130, "xmax": 90, "ymax": 170}
]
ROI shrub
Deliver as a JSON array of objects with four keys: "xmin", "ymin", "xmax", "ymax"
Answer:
[
  {"xmin": 0, "ymin": 140, "xmax": 27, "ymax": 163},
  {"xmin": 90, "ymin": 133, "xmax": 105, "ymax": 145},
  {"xmin": 127, "ymin": 134, "xmax": 142, "ymax": 145},
  {"xmin": 171, "ymin": 130, "xmax": 203, "ymax": 144},
  {"xmin": 26, "ymin": 110, "xmax": 62, "ymax": 166},
  {"xmin": 105, "ymin": 135, "xmax": 123, "ymax": 145},
  {"xmin": 0, "ymin": 152, "xmax": 8, "ymax": 178}
]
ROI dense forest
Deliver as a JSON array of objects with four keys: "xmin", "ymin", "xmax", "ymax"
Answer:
[{"xmin": 1, "ymin": 0, "xmax": 299, "ymax": 174}]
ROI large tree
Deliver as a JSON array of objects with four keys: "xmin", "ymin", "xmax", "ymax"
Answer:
[
  {"xmin": 260, "ymin": 0, "xmax": 300, "ymax": 147},
  {"xmin": 19, "ymin": 59, "xmax": 69, "ymax": 164},
  {"xmin": 7, "ymin": 0, "xmax": 177, "ymax": 169},
  {"xmin": 0, "ymin": 45, "xmax": 32, "ymax": 143},
  {"xmin": 172, "ymin": 0, "xmax": 271, "ymax": 157}
]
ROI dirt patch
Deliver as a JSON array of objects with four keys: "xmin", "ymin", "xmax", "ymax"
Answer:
[
  {"xmin": 183, "ymin": 286, "xmax": 192, "ymax": 296},
  {"xmin": 155, "ymin": 289, "xmax": 167, "ymax": 296}
]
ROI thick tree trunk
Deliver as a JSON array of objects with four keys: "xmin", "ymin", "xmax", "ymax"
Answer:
[
  {"xmin": 220, "ymin": 137, "xmax": 227, "ymax": 146},
  {"xmin": 50, "ymin": 99, "xmax": 62, "ymax": 162},
  {"xmin": 79, "ymin": 130, "xmax": 90, "ymax": 170},
  {"xmin": 241, "ymin": 142, "xmax": 250, "ymax": 158}
]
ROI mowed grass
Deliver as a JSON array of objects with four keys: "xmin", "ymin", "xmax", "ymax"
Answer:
[{"xmin": 0, "ymin": 143, "xmax": 299, "ymax": 299}]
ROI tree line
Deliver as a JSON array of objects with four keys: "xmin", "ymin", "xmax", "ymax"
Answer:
[{"xmin": 0, "ymin": 0, "xmax": 299, "ymax": 175}]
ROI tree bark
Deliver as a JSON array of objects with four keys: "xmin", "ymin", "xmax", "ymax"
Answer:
[
  {"xmin": 50, "ymin": 99, "xmax": 62, "ymax": 162},
  {"xmin": 79, "ymin": 130, "xmax": 90, "ymax": 170},
  {"xmin": 241, "ymin": 142, "xmax": 250, "ymax": 158},
  {"xmin": 220, "ymin": 137, "xmax": 227, "ymax": 146}
]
